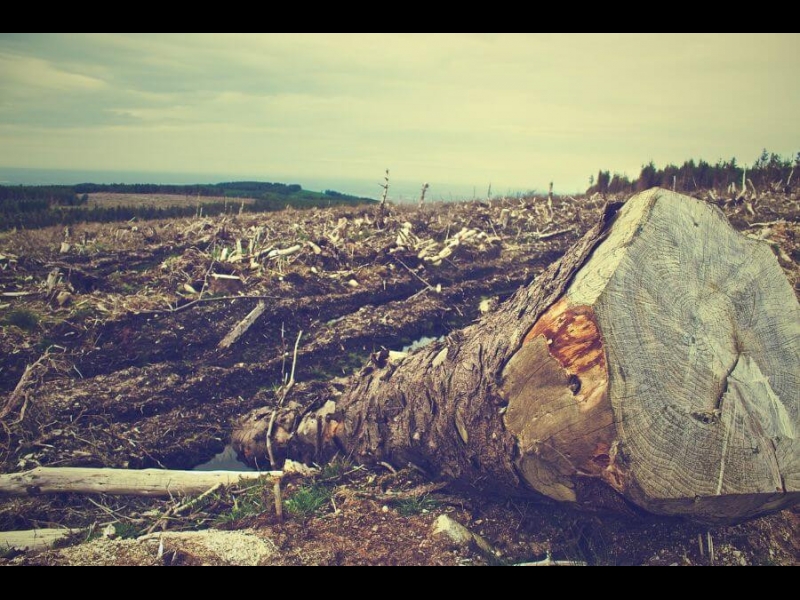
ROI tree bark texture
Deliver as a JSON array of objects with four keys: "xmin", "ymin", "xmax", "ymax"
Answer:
[{"xmin": 236, "ymin": 189, "xmax": 799, "ymax": 523}]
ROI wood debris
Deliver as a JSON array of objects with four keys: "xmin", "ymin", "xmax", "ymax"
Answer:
[{"xmin": 218, "ymin": 301, "xmax": 267, "ymax": 349}]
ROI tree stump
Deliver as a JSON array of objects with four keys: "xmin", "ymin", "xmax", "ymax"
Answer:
[{"xmin": 237, "ymin": 189, "xmax": 799, "ymax": 523}]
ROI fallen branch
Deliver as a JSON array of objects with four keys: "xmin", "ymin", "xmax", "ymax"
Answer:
[
  {"xmin": 0, "ymin": 352, "xmax": 49, "ymax": 425},
  {"xmin": 514, "ymin": 552, "xmax": 587, "ymax": 567},
  {"xmin": 136, "ymin": 294, "xmax": 280, "ymax": 316},
  {"xmin": 0, "ymin": 467, "xmax": 282, "ymax": 498},
  {"xmin": 392, "ymin": 256, "xmax": 436, "ymax": 292},
  {"xmin": 146, "ymin": 482, "xmax": 224, "ymax": 534},
  {"xmin": 267, "ymin": 245, "xmax": 303, "ymax": 259},
  {"xmin": 0, "ymin": 528, "xmax": 78, "ymax": 553},
  {"xmin": 533, "ymin": 227, "xmax": 572, "ymax": 240},
  {"xmin": 218, "ymin": 301, "xmax": 267, "ymax": 349},
  {"xmin": 748, "ymin": 220, "xmax": 786, "ymax": 228},
  {"xmin": 197, "ymin": 258, "xmax": 217, "ymax": 300}
]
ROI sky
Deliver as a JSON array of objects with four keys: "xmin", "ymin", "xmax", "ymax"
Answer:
[{"xmin": 0, "ymin": 33, "xmax": 798, "ymax": 194}]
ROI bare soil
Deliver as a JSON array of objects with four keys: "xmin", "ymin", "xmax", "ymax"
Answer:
[{"xmin": 1, "ymin": 189, "xmax": 798, "ymax": 566}]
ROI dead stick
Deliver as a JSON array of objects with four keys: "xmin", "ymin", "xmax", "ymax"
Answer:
[
  {"xmin": 534, "ymin": 227, "xmax": 573, "ymax": 240},
  {"xmin": 273, "ymin": 479, "xmax": 283, "ymax": 522},
  {"xmin": 136, "ymin": 295, "xmax": 280, "ymax": 316},
  {"xmin": 0, "ymin": 352, "xmax": 48, "ymax": 422},
  {"xmin": 198, "ymin": 258, "xmax": 217, "ymax": 300},
  {"xmin": 146, "ymin": 482, "xmax": 224, "ymax": 534},
  {"xmin": 393, "ymin": 256, "xmax": 435, "ymax": 292},
  {"xmin": 218, "ymin": 301, "xmax": 267, "ymax": 349},
  {"xmin": 266, "ymin": 330, "xmax": 303, "ymax": 467},
  {"xmin": 0, "ymin": 467, "xmax": 281, "ymax": 497},
  {"xmin": 288, "ymin": 329, "xmax": 303, "ymax": 389}
]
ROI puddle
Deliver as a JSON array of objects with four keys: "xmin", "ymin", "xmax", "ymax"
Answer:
[
  {"xmin": 193, "ymin": 445, "xmax": 254, "ymax": 472},
  {"xmin": 401, "ymin": 335, "xmax": 444, "ymax": 353}
]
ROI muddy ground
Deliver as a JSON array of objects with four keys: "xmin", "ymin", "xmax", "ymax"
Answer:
[{"xmin": 1, "ymin": 189, "xmax": 798, "ymax": 565}]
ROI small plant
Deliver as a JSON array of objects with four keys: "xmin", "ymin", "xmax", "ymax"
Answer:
[
  {"xmin": 285, "ymin": 483, "xmax": 332, "ymax": 518},
  {"xmin": 392, "ymin": 494, "xmax": 440, "ymax": 517},
  {"xmin": 319, "ymin": 457, "xmax": 354, "ymax": 482},
  {"xmin": 215, "ymin": 481, "xmax": 274, "ymax": 525},
  {"xmin": 2, "ymin": 309, "xmax": 39, "ymax": 332},
  {"xmin": 113, "ymin": 521, "xmax": 142, "ymax": 539}
]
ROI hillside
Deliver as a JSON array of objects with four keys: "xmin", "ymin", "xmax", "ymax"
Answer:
[{"xmin": 0, "ymin": 181, "xmax": 375, "ymax": 231}]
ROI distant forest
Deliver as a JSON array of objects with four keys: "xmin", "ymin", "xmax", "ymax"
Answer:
[
  {"xmin": 0, "ymin": 181, "xmax": 374, "ymax": 231},
  {"xmin": 588, "ymin": 149, "xmax": 799, "ymax": 195}
]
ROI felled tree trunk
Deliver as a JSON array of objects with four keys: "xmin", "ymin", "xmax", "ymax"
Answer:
[{"xmin": 235, "ymin": 189, "xmax": 800, "ymax": 523}]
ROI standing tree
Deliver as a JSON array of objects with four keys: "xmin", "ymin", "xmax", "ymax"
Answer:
[{"xmin": 236, "ymin": 189, "xmax": 800, "ymax": 523}]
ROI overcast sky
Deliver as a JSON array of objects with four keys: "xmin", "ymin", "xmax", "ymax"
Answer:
[{"xmin": 0, "ymin": 33, "xmax": 797, "ymax": 192}]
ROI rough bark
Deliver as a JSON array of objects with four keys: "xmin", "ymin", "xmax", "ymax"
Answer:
[
  {"xmin": 236, "ymin": 189, "xmax": 800, "ymax": 523},
  {"xmin": 237, "ymin": 201, "xmax": 624, "ymax": 493}
]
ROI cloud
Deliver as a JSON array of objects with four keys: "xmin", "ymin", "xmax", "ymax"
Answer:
[
  {"xmin": 0, "ymin": 34, "xmax": 797, "ymax": 192},
  {"xmin": 0, "ymin": 52, "xmax": 106, "ymax": 92}
]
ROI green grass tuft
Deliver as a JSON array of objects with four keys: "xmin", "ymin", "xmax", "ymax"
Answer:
[
  {"xmin": 214, "ymin": 481, "xmax": 274, "ymax": 525},
  {"xmin": 392, "ymin": 495, "xmax": 440, "ymax": 517},
  {"xmin": 318, "ymin": 457, "xmax": 354, "ymax": 482},
  {"xmin": 285, "ymin": 483, "xmax": 332, "ymax": 518},
  {"xmin": 113, "ymin": 522, "xmax": 143, "ymax": 539}
]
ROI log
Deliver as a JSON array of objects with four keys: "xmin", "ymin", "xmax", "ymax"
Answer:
[
  {"xmin": 0, "ymin": 467, "xmax": 281, "ymax": 498},
  {"xmin": 0, "ymin": 528, "xmax": 78, "ymax": 552},
  {"xmin": 236, "ymin": 189, "xmax": 800, "ymax": 523}
]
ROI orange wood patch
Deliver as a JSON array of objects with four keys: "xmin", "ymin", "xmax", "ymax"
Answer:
[
  {"xmin": 503, "ymin": 296, "xmax": 625, "ymax": 495},
  {"xmin": 525, "ymin": 297, "xmax": 606, "ymax": 374},
  {"xmin": 523, "ymin": 297, "xmax": 608, "ymax": 412}
]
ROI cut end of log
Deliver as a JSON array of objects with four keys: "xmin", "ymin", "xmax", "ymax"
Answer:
[
  {"xmin": 502, "ymin": 296, "xmax": 617, "ymax": 503},
  {"xmin": 503, "ymin": 189, "xmax": 800, "ymax": 521}
]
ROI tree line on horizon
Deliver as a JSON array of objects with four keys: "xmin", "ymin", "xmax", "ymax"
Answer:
[
  {"xmin": 0, "ymin": 181, "xmax": 374, "ymax": 231},
  {"xmin": 588, "ymin": 149, "xmax": 799, "ymax": 195},
  {"xmin": 72, "ymin": 181, "xmax": 305, "ymax": 198}
]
